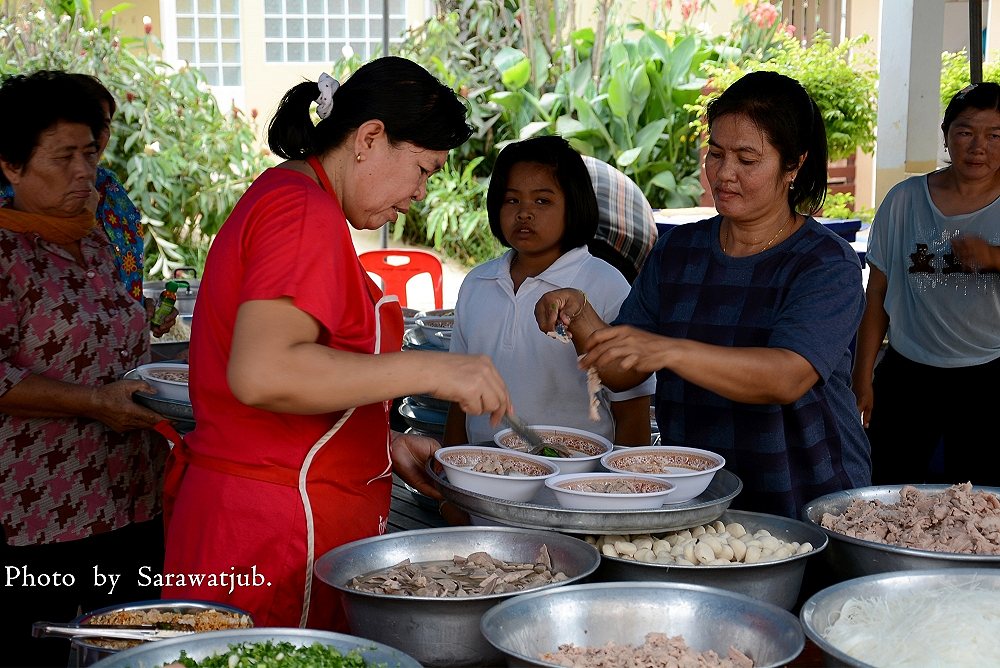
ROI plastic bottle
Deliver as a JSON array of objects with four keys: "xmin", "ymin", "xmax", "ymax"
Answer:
[{"xmin": 151, "ymin": 280, "xmax": 188, "ymax": 327}]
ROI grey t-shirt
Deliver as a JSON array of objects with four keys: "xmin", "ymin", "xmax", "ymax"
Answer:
[{"xmin": 867, "ymin": 173, "xmax": 1000, "ymax": 367}]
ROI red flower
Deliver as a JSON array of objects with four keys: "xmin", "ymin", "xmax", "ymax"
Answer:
[
  {"xmin": 126, "ymin": 92, "xmax": 136, "ymax": 102},
  {"xmin": 680, "ymin": 0, "xmax": 699, "ymax": 21},
  {"xmin": 250, "ymin": 108, "xmax": 258, "ymax": 119}
]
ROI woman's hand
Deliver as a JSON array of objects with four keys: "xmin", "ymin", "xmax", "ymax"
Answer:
[
  {"xmin": 391, "ymin": 431, "xmax": 470, "ymax": 525},
  {"xmin": 390, "ymin": 431, "xmax": 442, "ymax": 500},
  {"xmin": 426, "ymin": 354, "xmax": 510, "ymax": 426},
  {"xmin": 951, "ymin": 235, "xmax": 999, "ymax": 272},
  {"xmin": 583, "ymin": 325, "xmax": 668, "ymax": 376},
  {"xmin": 145, "ymin": 297, "xmax": 179, "ymax": 338},
  {"xmin": 534, "ymin": 288, "xmax": 587, "ymax": 334},
  {"xmin": 852, "ymin": 375, "xmax": 875, "ymax": 428},
  {"xmin": 86, "ymin": 380, "xmax": 165, "ymax": 432}
]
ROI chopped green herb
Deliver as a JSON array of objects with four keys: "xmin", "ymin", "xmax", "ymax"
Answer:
[
  {"xmin": 541, "ymin": 446, "xmax": 567, "ymax": 458},
  {"xmin": 162, "ymin": 641, "xmax": 388, "ymax": 668}
]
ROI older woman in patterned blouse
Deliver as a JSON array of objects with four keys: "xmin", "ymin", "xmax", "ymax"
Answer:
[{"xmin": 0, "ymin": 71, "xmax": 168, "ymax": 666}]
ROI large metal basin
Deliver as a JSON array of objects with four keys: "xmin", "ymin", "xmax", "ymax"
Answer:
[
  {"xmin": 480, "ymin": 581, "xmax": 804, "ymax": 668},
  {"xmin": 313, "ymin": 526, "xmax": 601, "ymax": 667},
  {"xmin": 800, "ymin": 568, "xmax": 1000, "ymax": 667},
  {"xmin": 802, "ymin": 484, "xmax": 1000, "ymax": 580},
  {"xmin": 71, "ymin": 599, "xmax": 250, "ymax": 666},
  {"xmin": 90, "ymin": 627, "xmax": 418, "ymax": 668},
  {"xmin": 593, "ymin": 509, "xmax": 827, "ymax": 610}
]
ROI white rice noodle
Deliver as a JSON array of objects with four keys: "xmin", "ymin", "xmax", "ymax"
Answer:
[
  {"xmin": 585, "ymin": 367, "xmax": 602, "ymax": 422},
  {"xmin": 547, "ymin": 330, "xmax": 602, "ymax": 422},
  {"xmin": 822, "ymin": 582, "xmax": 1000, "ymax": 667}
]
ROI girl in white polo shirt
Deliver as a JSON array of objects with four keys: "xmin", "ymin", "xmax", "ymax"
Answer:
[{"xmin": 442, "ymin": 136, "xmax": 654, "ymax": 447}]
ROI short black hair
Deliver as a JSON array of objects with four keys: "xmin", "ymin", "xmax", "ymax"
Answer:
[
  {"xmin": 706, "ymin": 70, "xmax": 828, "ymax": 215},
  {"xmin": 942, "ymin": 82, "xmax": 1000, "ymax": 136},
  {"xmin": 268, "ymin": 56, "xmax": 473, "ymax": 160},
  {"xmin": 486, "ymin": 135, "xmax": 599, "ymax": 251},
  {"xmin": 0, "ymin": 71, "xmax": 105, "ymax": 187}
]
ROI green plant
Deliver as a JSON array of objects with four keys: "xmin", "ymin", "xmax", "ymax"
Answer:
[
  {"xmin": 939, "ymin": 49, "xmax": 1000, "ymax": 113},
  {"xmin": 699, "ymin": 31, "xmax": 878, "ymax": 161},
  {"xmin": 821, "ymin": 191, "xmax": 873, "ymax": 223},
  {"xmin": 398, "ymin": 156, "xmax": 502, "ymax": 267},
  {"xmin": 489, "ymin": 20, "xmax": 718, "ymax": 208},
  {"xmin": 0, "ymin": 2, "xmax": 272, "ymax": 277}
]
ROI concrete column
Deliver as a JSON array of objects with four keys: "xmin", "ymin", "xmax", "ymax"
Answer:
[
  {"xmin": 987, "ymin": 0, "xmax": 1000, "ymax": 59},
  {"xmin": 873, "ymin": 0, "xmax": 945, "ymax": 206},
  {"xmin": 849, "ymin": 0, "xmax": 881, "ymax": 211}
]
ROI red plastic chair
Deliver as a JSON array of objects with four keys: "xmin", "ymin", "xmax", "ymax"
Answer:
[{"xmin": 359, "ymin": 248, "xmax": 444, "ymax": 309}]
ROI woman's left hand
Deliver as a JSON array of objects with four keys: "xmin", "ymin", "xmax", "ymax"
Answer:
[
  {"xmin": 951, "ymin": 235, "xmax": 999, "ymax": 272},
  {"xmin": 583, "ymin": 325, "xmax": 668, "ymax": 375},
  {"xmin": 390, "ymin": 431, "xmax": 443, "ymax": 501}
]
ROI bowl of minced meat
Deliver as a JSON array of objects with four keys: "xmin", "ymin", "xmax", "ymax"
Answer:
[{"xmin": 803, "ymin": 481, "xmax": 1000, "ymax": 580}]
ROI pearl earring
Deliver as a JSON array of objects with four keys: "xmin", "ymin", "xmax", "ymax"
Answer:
[{"xmin": 356, "ymin": 153, "xmax": 362, "ymax": 162}]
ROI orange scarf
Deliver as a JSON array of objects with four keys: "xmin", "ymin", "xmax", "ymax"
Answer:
[{"xmin": 0, "ymin": 207, "xmax": 96, "ymax": 244}]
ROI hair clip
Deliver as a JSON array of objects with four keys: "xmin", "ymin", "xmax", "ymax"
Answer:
[
  {"xmin": 956, "ymin": 83, "xmax": 978, "ymax": 99},
  {"xmin": 315, "ymin": 72, "xmax": 340, "ymax": 120}
]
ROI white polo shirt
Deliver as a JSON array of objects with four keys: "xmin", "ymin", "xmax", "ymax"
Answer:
[{"xmin": 450, "ymin": 246, "xmax": 655, "ymax": 443}]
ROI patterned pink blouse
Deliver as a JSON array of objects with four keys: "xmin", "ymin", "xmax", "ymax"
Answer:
[{"xmin": 0, "ymin": 226, "xmax": 166, "ymax": 546}]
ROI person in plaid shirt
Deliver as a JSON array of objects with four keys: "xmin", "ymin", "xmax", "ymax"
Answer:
[{"xmin": 583, "ymin": 155, "xmax": 658, "ymax": 284}]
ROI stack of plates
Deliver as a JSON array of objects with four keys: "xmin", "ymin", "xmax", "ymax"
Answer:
[
  {"xmin": 402, "ymin": 328, "xmax": 439, "ymax": 352},
  {"xmin": 398, "ymin": 395, "xmax": 448, "ymax": 435},
  {"xmin": 401, "ymin": 307, "xmax": 420, "ymax": 329}
]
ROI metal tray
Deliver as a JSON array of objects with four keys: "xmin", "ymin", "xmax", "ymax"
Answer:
[
  {"xmin": 123, "ymin": 369, "xmax": 194, "ymax": 432},
  {"xmin": 427, "ymin": 458, "xmax": 742, "ymax": 535}
]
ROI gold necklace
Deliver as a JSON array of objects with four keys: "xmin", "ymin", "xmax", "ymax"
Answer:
[{"xmin": 722, "ymin": 214, "xmax": 794, "ymax": 254}]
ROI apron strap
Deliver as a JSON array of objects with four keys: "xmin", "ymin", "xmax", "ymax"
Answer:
[{"xmin": 163, "ymin": 420, "xmax": 300, "ymax": 487}]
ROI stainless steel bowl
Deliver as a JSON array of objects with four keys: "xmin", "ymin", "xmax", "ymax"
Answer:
[
  {"xmin": 802, "ymin": 484, "xmax": 1000, "ymax": 580},
  {"xmin": 313, "ymin": 526, "xmax": 601, "ymax": 667},
  {"xmin": 480, "ymin": 581, "xmax": 804, "ymax": 668},
  {"xmin": 90, "ymin": 627, "xmax": 419, "ymax": 668},
  {"xmin": 71, "ymin": 599, "xmax": 251, "ymax": 666},
  {"xmin": 593, "ymin": 510, "xmax": 828, "ymax": 610},
  {"xmin": 800, "ymin": 568, "xmax": 1000, "ymax": 667}
]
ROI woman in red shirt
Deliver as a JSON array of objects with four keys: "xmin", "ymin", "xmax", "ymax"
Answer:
[{"xmin": 162, "ymin": 56, "xmax": 511, "ymax": 629}]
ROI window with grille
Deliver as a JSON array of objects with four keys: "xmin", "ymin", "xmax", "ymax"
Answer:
[
  {"xmin": 263, "ymin": 0, "xmax": 407, "ymax": 63},
  {"xmin": 174, "ymin": 0, "xmax": 242, "ymax": 87}
]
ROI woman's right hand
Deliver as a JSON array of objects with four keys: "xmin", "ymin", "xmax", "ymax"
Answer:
[
  {"xmin": 86, "ymin": 380, "xmax": 165, "ymax": 432},
  {"xmin": 534, "ymin": 288, "xmax": 587, "ymax": 334},
  {"xmin": 428, "ymin": 353, "xmax": 510, "ymax": 426},
  {"xmin": 852, "ymin": 376, "xmax": 875, "ymax": 428}
]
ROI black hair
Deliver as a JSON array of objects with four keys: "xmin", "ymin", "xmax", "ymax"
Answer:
[
  {"xmin": 267, "ymin": 56, "xmax": 473, "ymax": 159},
  {"xmin": 706, "ymin": 70, "xmax": 828, "ymax": 215},
  {"xmin": 0, "ymin": 70, "xmax": 105, "ymax": 188},
  {"xmin": 486, "ymin": 135, "xmax": 599, "ymax": 251},
  {"xmin": 941, "ymin": 82, "xmax": 1000, "ymax": 136}
]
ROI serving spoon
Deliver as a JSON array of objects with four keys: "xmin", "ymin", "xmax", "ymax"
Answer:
[
  {"xmin": 32, "ymin": 621, "xmax": 193, "ymax": 642},
  {"xmin": 504, "ymin": 414, "xmax": 573, "ymax": 458}
]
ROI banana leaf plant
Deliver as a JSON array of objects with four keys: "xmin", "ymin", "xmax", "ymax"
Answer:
[{"xmin": 489, "ymin": 22, "xmax": 717, "ymax": 208}]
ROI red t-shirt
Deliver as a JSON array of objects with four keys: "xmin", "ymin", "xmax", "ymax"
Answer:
[{"xmin": 186, "ymin": 166, "xmax": 378, "ymax": 464}]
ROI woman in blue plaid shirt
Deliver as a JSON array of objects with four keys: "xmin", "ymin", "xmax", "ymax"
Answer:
[{"xmin": 536, "ymin": 71, "xmax": 870, "ymax": 520}]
